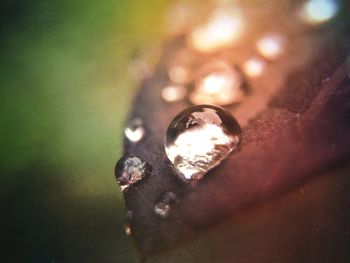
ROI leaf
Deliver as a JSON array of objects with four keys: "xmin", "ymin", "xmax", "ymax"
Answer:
[{"xmin": 121, "ymin": 18, "xmax": 350, "ymax": 262}]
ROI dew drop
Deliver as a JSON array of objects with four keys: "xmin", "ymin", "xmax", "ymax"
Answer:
[
  {"xmin": 169, "ymin": 65, "xmax": 190, "ymax": 84},
  {"xmin": 115, "ymin": 155, "xmax": 151, "ymax": 191},
  {"xmin": 300, "ymin": 0, "xmax": 339, "ymax": 25},
  {"xmin": 124, "ymin": 223, "xmax": 132, "ymax": 236},
  {"xmin": 243, "ymin": 57, "xmax": 266, "ymax": 78},
  {"xmin": 162, "ymin": 85, "xmax": 187, "ymax": 103},
  {"xmin": 256, "ymin": 34, "xmax": 286, "ymax": 60},
  {"xmin": 165, "ymin": 105, "xmax": 241, "ymax": 181},
  {"xmin": 188, "ymin": 6, "xmax": 245, "ymax": 53},
  {"xmin": 189, "ymin": 60, "xmax": 244, "ymax": 106},
  {"xmin": 154, "ymin": 192, "xmax": 177, "ymax": 219},
  {"xmin": 124, "ymin": 210, "xmax": 133, "ymax": 236},
  {"xmin": 124, "ymin": 118, "xmax": 145, "ymax": 143}
]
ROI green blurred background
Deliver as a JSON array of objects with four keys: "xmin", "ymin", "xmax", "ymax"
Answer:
[{"xmin": 0, "ymin": 1, "xmax": 169, "ymax": 262}]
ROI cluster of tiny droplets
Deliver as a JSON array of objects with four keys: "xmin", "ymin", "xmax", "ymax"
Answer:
[
  {"xmin": 161, "ymin": 0, "xmax": 339, "ymax": 105},
  {"xmin": 154, "ymin": 192, "xmax": 178, "ymax": 219},
  {"xmin": 117, "ymin": 0, "xmax": 341, "ymax": 229}
]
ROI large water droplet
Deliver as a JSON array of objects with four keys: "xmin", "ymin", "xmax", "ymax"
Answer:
[
  {"xmin": 165, "ymin": 105, "xmax": 241, "ymax": 181},
  {"xmin": 115, "ymin": 155, "xmax": 151, "ymax": 191},
  {"xmin": 189, "ymin": 60, "xmax": 244, "ymax": 106},
  {"xmin": 124, "ymin": 118, "xmax": 145, "ymax": 143},
  {"xmin": 154, "ymin": 192, "xmax": 178, "ymax": 219}
]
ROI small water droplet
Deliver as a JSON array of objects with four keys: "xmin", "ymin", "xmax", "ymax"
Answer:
[
  {"xmin": 124, "ymin": 210, "xmax": 133, "ymax": 236},
  {"xmin": 165, "ymin": 105, "xmax": 241, "ymax": 181},
  {"xmin": 189, "ymin": 60, "xmax": 244, "ymax": 106},
  {"xmin": 188, "ymin": 6, "xmax": 245, "ymax": 52},
  {"xmin": 243, "ymin": 57, "xmax": 266, "ymax": 78},
  {"xmin": 299, "ymin": 0, "xmax": 339, "ymax": 25},
  {"xmin": 124, "ymin": 118, "xmax": 145, "ymax": 142},
  {"xmin": 154, "ymin": 192, "xmax": 177, "ymax": 219},
  {"xmin": 115, "ymin": 155, "xmax": 151, "ymax": 191},
  {"xmin": 256, "ymin": 34, "xmax": 286, "ymax": 60},
  {"xmin": 162, "ymin": 85, "xmax": 187, "ymax": 103},
  {"xmin": 124, "ymin": 223, "xmax": 132, "ymax": 236},
  {"xmin": 169, "ymin": 66, "xmax": 190, "ymax": 84}
]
